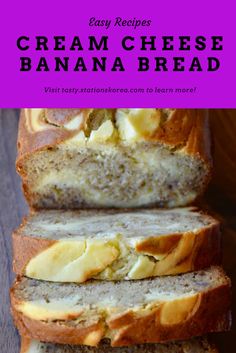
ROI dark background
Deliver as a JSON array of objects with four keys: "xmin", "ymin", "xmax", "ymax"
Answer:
[{"xmin": 0, "ymin": 109, "xmax": 235, "ymax": 353}]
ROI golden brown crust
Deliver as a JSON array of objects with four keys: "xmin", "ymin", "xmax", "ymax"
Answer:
[
  {"xmin": 20, "ymin": 337, "xmax": 31, "ymax": 353},
  {"xmin": 136, "ymin": 234, "xmax": 182, "ymax": 255},
  {"xmin": 108, "ymin": 284, "xmax": 231, "ymax": 346},
  {"xmin": 184, "ymin": 110, "xmax": 211, "ymax": 162},
  {"xmin": 191, "ymin": 223, "xmax": 222, "ymax": 269},
  {"xmin": 12, "ymin": 214, "xmax": 58, "ymax": 274},
  {"xmin": 150, "ymin": 109, "xmax": 211, "ymax": 165},
  {"xmin": 139, "ymin": 222, "xmax": 221, "ymax": 276},
  {"xmin": 10, "ymin": 277, "xmax": 231, "ymax": 347},
  {"xmin": 17, "ymin": 109, "xmax": 211, "ymax": 160},
  {"xmin": 11, "ymin": 299, "xmax": 104, "ymax": 346},
  {"xmin": 17, "ymin": 110, "xmax": 74, "ymax": 159},
  {"xmin": 12, "ymin": 213, "xmax": 221, "ymax": 279},
  {"xmin": 45, "ymin": 109, "xmax": 92, "ymax": 126}
]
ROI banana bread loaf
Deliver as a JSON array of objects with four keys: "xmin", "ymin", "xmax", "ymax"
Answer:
[
  {"xmin": 16, "ymin": 108, "xmax": 211, "ymax": 209},
  {"xmin": 13, "ymin": 207, "xmax": 221, "ymax": 282},
  {"xmin": 11, "ymin": 266, "xmax": 231, "ymax": 346}
]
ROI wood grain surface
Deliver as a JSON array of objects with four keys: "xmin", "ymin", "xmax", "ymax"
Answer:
[
  {"xmin": 0, "ymin": 109, "xmax": 28, "ymax": 353},
  {"xmin": 0, "ymin": 109, "xmax": 235, "ymax": 353}
]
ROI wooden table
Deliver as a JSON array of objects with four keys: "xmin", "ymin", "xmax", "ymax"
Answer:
[{"xmin": 0, "ymin": 109, "xmax": 235, "ymax": 353}]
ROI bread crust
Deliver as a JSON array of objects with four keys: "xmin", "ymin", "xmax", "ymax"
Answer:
[
  {"xmin": 16, "ymin": 109, "xmax": 210, "ymax": 160},
  {"xmin": 11, "ymin": 273, "xmax": 231, "ymax": 347},
  {"xmin": 13, "ymin": 215, "xmax": 57, "ymax": 275},
  {"xmin": 20, "ymin": 337, "xmax": 32, "ymax": 353},
  {"xmin": 12, "ymin": 210, "xmax": 221, "ymax": 281},
  {"xmin": 12, "ymin": 301, "xmax": 105, "ymax": 346},
  {"xmin": 16, "ymin": 109, "xmax": 212, "ymax": 209}
]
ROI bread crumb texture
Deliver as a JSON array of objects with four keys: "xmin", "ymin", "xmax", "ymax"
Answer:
[
  {"xmin": 13, "ymin": 267, "xmax": 230, "ymax": 346},
  {"xmin": 17, "ymin": 109, "xmax": 211, "ymax": 208},
  {"xmin": 16, "ymin": 208, "xmax": 219, "ymax": 282}
]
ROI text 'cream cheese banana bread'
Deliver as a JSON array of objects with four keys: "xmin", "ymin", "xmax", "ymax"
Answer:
[
  {"xmin": 11, "ymin": 267, "xmax": 231, "ymax": 346},
  {"xmin": 20, "ymin": 337, "xmax": 218, "ymax": 353},
  {"xmin": 16, "ymin": 108, "xmax": 211, "ymax": 209},
  {"xmin": 13, "ymin": 208, "xmax": 221, "ymax": 282}
]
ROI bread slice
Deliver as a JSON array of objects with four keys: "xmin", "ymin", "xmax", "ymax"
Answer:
[
  {"xmin": 20, "ymin": 337, "xmax": 218, "ymax": 353},
  {"xmin": 13, "ymin": 207, "xmax": 221, "ymax": 282},
  {"xmin": 16, "ymin": 108, "xmax": 211, "ymax": 209},
  {"xmin": 11, "ymin": 266, "xmax": 231, "ymax": 346}
]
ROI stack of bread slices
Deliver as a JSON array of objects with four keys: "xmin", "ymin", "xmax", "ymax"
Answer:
[{"xmin": 12, "ymin": 108, "xmax": 231, "ymax": 353}]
